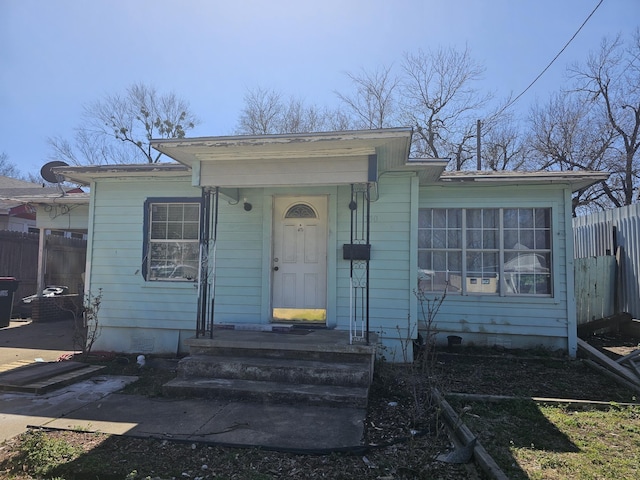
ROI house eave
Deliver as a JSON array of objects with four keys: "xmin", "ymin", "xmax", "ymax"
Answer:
[
  {"xmin": 52, "ymin": 163, "xmax": 191, "ymax": 186},
  {"xmin": 151, "ymin": 128, "xmax": 414, "ymax": 188},
  {"xmin": 438, "ymin": 170, "xmax": 610, "ymax": 192},
  {"xmin": 3, "ymin": 192, "xmax": 91, "ymax": 206},
  {"xmin": 151, "ymin": 128, "xmax": 413, "ymax": 163},
  {"xmin": 390, "ymin": 158, "xmax": 450, "ymax": 185}
]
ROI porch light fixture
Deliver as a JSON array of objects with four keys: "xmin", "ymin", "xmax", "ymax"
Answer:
[{"xmin": 243, "ymin": 198, "xmax": 252, "ymax": 211}]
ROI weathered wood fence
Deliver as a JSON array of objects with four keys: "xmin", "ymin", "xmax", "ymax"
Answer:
[
  {"xmin": 573, "ymin": 204, "xmax": 640, "ymax": 322},
  {"xmin": 574, "ymin": 256, "xmax": 616, "ymax": 325},
  {"xmin": 0, "ymin": 230, "xmax": 87, "ymax": 305}
]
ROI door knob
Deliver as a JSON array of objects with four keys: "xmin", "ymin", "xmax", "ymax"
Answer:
[{"xmin": 273, "ymin": 266, "xmax": 279, "ymax": 271}]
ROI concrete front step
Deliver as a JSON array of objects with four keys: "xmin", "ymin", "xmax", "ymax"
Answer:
[
  {"xmin": 0, "ymin": 361, "xmax": 106, "ymax": 394},
  {"xmin": 163, "ymin": 377, "xmax": 369, "ymax": 408},
  {"xmin": 185, "ymin": 329, "xmax": 377, "ymax": 365},
  {"xmin": 166, "ymin": 329, "xmax": 377, "ymax": 407},
  {"xmin": 177, "ymin": 354, "xmax": 371, "ymax": 387}
]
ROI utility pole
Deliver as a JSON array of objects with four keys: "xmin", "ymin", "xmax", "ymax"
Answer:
[{"xmin": 476, "ymin": 119, "xmax": 482, "ymax": 170}]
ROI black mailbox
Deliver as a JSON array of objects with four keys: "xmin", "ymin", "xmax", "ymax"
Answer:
[{"xmin": 343, "ymin": 244, "xmax": 371, "ymax": 261}]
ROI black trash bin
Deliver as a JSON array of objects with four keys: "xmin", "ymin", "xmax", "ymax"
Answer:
[{"xmin": 0, "ymin": 277, "xmax": 20, "ymax": 328}]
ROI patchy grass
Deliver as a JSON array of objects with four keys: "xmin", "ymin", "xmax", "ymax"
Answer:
[
  {"xmin": 447, "ymin": 398, "xmax": 640, "ymax": 480},
  {"xmin": 11, "ymin": 429, "xmax": 86, "ymax": 478},
  {"xmin": 440, "ymin": 348, "xmax": 640, "ymax": 479}
]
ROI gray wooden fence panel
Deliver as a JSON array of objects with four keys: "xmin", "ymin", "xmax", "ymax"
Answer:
[
  {"xmin": 0, "ymin": 231, "xmax": 39, "ymax": 302},
  {"xmin": 0, "ymin": 230, "xmax": 86, "ymax": 307},
  {"xmin": 573, "ymin": 204, "xmax": 640, "ymax": 319},
  {"xmin": 575, "ymin": 256, "xmax": 616, "ymax": 325}
]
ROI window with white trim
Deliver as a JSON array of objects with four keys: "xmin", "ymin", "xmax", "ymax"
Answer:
[
  {"xmin": 143, "ymin": 199, "xmax": 201, "ymax": 281},
  {"xmin": 418, "ymin": 207, "xmax": 552, "ymax": 295}
]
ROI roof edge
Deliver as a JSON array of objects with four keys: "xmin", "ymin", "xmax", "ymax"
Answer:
[
  {"xmin": 150, "ymin": 127, "xmax": 414, "ymax": 148},
  {"xmin": 53, "ymin": 163, "xmax": 190, "ymax": 185},
  {"xmin": 439, "ymin": 170, "xmax": 610, "ymax": 192}
]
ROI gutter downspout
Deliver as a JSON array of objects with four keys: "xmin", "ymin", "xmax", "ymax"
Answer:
[{"xmin": 564, "ymin": 187, "xmax": 578, "ymax": 357}]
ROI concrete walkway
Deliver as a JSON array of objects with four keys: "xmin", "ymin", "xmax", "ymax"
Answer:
[{"xmin": 0, "ymin": 319, "xmax": 366, "ymax": 451}]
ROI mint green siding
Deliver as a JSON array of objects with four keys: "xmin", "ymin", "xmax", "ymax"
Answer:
[
  {"xmin": 87, "ymin": 177, "xmax": 201, "ymax": 353},
  {"xmin": 87, "ymin": 172, "xmax": 576, "ymax": 358}
]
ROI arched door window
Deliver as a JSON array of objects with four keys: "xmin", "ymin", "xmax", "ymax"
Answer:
[{"xmin": 285, "ymin": 204, "xmax": 317, "ymax": 219}]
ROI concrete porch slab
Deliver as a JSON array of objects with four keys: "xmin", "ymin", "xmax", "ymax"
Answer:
[{"xmin": 39, "ymin": 390, "xmax": 366, "ymax": 450}]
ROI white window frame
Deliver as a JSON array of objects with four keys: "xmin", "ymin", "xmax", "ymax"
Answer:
[
  {"xmin": 143, "ymin": 198, "xmax": 201, "ymax": 282},
  {"xmin": 418, "ymin": 207, "xmax": 552, "ymax": 296}
]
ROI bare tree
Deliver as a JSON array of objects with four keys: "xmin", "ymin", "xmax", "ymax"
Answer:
[
  {"xmin": 236, "ymin": 87, "xmax": 340, "ymax": 135},
  {"xmin": 0, "ymin": 152, "xmax": 42, "ymax": 182},
  {"xmin": 400, "ymin": 46, "xmax": 492, "ymax": 168},
  {"xmin": 529, "ymin": 92, "xmax": 617, "ymax": 213},
  {"xmin": 48, "ymin": 83, "xmax": 199, "ymax": 165},
  {"xmin": 336, "ymin": 66, "xmax": 400, "ymax": 129},
  {"xmin": 482, "ymin": 118, "xmax": 530, "ymax": 171},
  {"xmin": 236, "ymin": 88, "xmax": 284, "ymax": 135},
  {"xmin": 568, "ymin": 31, "xmax": 640, "ymax": 206},
  {"xmin": 0, "ymin": 152, "xmax": 22, "ymax": 178}
]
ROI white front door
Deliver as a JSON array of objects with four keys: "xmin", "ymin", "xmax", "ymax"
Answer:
[{"xmin": 272, "ymin": 196, "xmax": 328, "ymax": 323}]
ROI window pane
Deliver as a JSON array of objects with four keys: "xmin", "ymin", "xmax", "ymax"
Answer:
[
  {"xmin": 433, "ymin": 229, "xmax": 446, "ymax": 249},
  {"xmin": 433, "ymin": 251, "xmax": 446, "ymax": 271},
  {"xmin": 483, "ymin": 229, "xmax": 498, "ymax": 248},
  {"xmin": 467, "ymin": 229, "xmax": 482, "ymax": 249},
  {"xmin": 534, "ymin": 274, "xmax": 552, "ymax": 295},
  {"xmin": 448, "ymin": 229, "xmax": 461, "ymax": 248},
  {"xmin": 151, "ymin": 223, "xmax": 167, "ymax": 239},
  {"xmin": 535, "ymin": 230, "xmax": 550, "ymax": 249},
  {"xmin": 167, "ymin": 204, "xmax": 184, "ymax": 221},
  {"xmin": 483, "ymin": 209, "xmax": 498, "ymax": 228},
  {"xmin": 419, "ymin": 209, "xmax": 431, "ymax": 228},
  {"xmin": 448, "ymin": 209, "xmax": 461, "ymax": 228},
  {"xmin": 484, "ymin": 252, "xmax": 498, "ymax": 272},
  {"xmin": 167, "ymin": 222, "xmax": 183, "ymax": 239},
  {"xmin": 418, "ymin": 250, "xmax": 431, "ymax": 270},
  {"xmin": 519, "ymin": 229, "xmax": 534, "ymax": 249},
  {"xmin": 467, "ymin": 209, "xmax": 482, "ymax": 228},
  {"xmin": 433, "ymin": 209, "xmax": 446, "ymax": 228},
  {"xmin": 535, "ymin": 208, "xmax": 550, "ymax": 228},
  {"xmin": 184, "ymin": 204, "xmax": 200, "ymax": 221},
  {"xmin": 152, "ymin": 204, "xmax": 167, "ymax": 221},
  {"xmin": 504, "ymin": 230, "xmax": 518, "ymax": 249},
  {"xmin": 467, "ymin": 251, "xmax": 482, "ymax": 271},
  {"xmin": 504, "ymin": 209, "xmax": 518, "ymax": 228},
  {"xmin": 183, "ymin": 223, "xmax": 199, "ymax": 240},
  {"xmin": 518, "ymin": 208, "xmax": 534, "ymax": 228},
  {"xmin": 418, "ymin": 229, "xmax": 431, "ymax": 248}
]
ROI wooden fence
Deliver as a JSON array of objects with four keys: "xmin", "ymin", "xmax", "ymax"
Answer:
[
  {"xmin": 574, "ymin": 255, "xmax": 616, "ymax": 325},
  {"xmin": 0, "ymin": 230, "xmax": 87, "ymax": 306},
  {"xmin": 574, "ymin": 204, "xmax": 640, "ymax": 320}
]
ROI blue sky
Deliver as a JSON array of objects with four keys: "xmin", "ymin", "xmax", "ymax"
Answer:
[{"xmin": 1, "ymin": 0, "xmax": 637, "ymax": 178}]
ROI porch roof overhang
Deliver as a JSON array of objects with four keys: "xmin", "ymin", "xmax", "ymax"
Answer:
[
  {"xmin": 438, "ymin": 170, "xmax": 611, "ymax": 192},
  {"xmin": 51, "ymin": 163, "xmax": 191, "ymax": 186},
  {"xmin": 2, "ymin": 192, "xmax": 90, "ymax": 206},
  {"xmin": 151, "ymin": 128, "xmax": 420, "ymax": 190}
]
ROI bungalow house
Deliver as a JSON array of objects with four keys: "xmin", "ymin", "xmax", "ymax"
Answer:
[{"xmin": 49, "ymin": 128, "xmax": 607, "ymax": 361}]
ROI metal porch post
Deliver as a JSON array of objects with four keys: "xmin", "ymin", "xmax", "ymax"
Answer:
[
  {"xmin": 348, "ymin": 183, "xmax": 371, "ymax": 344},
  {"xmin": 196, "ymin": 187, "xmax": 218, "ymax": 338}
]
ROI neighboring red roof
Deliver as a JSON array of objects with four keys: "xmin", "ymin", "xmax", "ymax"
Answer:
[{"xmin": 8, "ymin": 203, "xmax": 36, "ymax": 220}]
